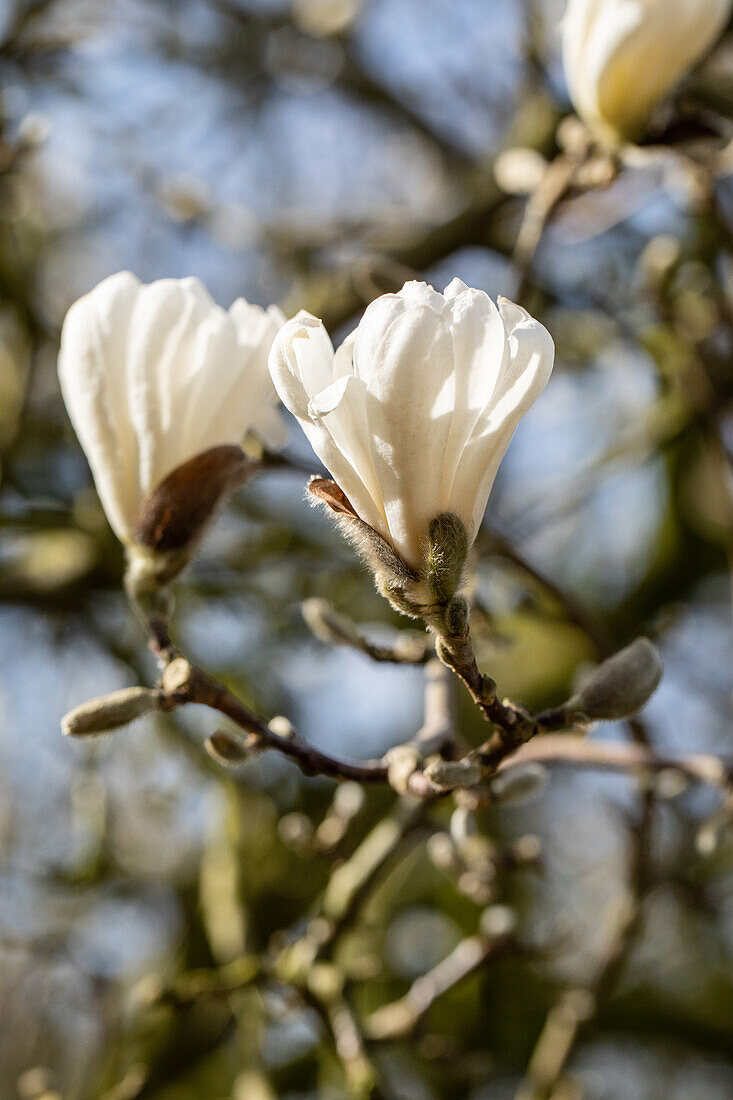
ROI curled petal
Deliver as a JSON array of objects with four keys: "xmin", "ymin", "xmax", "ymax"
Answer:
[{"xmin": 268, "ymin": 313, "xmax": 335, "ymax": 420}]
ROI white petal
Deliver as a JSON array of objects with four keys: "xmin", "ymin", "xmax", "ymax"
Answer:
[
  {"xmin": 58, "ymin": 271, "xmax": 142, "ymax": 540},
  {"xmin": 353, "ymin": 297, "xmax": 455, "ymax": 566},
  {"xmin": 450, "ymin": 301, "xmax": 554, "ymax": 539},
  {"xmin": 395, "ymin": 280, "xmax": 447, "ymax": 314},
  {"xmin": 333, "ymin": 330, "xmax": 357, "ymax": 380},
  {"xmin": 439, "ymin": 285, "xmax": 508, "ymax": 505},
  {"xmin": 443, "ymin": 276, "xmax": 471, "ymax": 300},
  {"xmin": 126, "ymin": 277, "xmax": 223, "ymax": 494},
  {"xmin": 266, "ymin": 317, "xmax": 386, "ymax": 530},
  {"xmin": 309, "ymin": 374, "xmax": 388, "ymax": 534},
  {"xmin": 268, "ymin": 313, "xmax": 336, "ymax": 421},
  {"xmin": 224, "ymin": 296, "xmax": 285, "ymax": 449}
]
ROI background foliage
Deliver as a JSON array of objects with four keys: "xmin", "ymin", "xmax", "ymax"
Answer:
[{"xmin": 1, "ymin": 1, "xmax": 733, "ymax": 1097}]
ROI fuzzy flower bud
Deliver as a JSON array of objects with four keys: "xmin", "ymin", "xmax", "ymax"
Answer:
[
  {"xmin": 567, "ymin": 637, "xmax": 663, "ymax": 719},
  {"xmin": 62, "ymin": 686, "xmax": 163, "ymax": 737},
  {"xmin": 563, "ymin": 0, "xmax": 732, "ymax": 144}
]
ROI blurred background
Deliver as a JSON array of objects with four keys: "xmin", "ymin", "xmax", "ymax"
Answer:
[{"xmin": 1, "ymin": 0, "xmax": 733, "ymax": 1097}]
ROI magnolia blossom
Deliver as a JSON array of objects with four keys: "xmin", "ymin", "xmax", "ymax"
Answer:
[
  {"xmin": 563, "ymin": 0, "xmax": 732, "ymax": 142},
  {"xmin": 58, "ymin": 271, "xmax": 285, "ymax": 546},
  {"xmin": 268, "ymin": 279, "xmax": 554, "ymax": 572}
]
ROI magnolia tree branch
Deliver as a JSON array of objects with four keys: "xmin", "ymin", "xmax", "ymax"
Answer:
[
  {"xmin": 301, "ymin": 597, "xmax": 432, "ymax": 665},
  {"xmin": 365, "ymin": 929, "xmax": 519, "ymax": 1041},
  {"xmin": 497, "ymin": 735, "xmax": 733, "ymax": 790},
  {"xmin": 61, "ymin": 606, "xmax": 733, "ymax": 804},
  {"xmin": 157, "ymin": 652, "xmax": 390, "ymax": 784}
]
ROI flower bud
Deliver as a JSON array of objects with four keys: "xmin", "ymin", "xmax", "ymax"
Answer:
[
  {"xmin": 307, "ymin": 477, "xmax": 429, "ymax": 616},
  {"xmin": 567, "ymin": 637, "xmax": 663, "ymax": 720},
  {"xmin": 58, "ymin": 272, "xmax": 285, "ymax": 560},
  {"xmin": 62, "ymin": 686, "xmax": 162, "ymax": 737},
  {"xmin": 424, "ymin": 513, "xmax": 469, "ymax": 605},
  {"xmin": 269, "ymin": 281, "xmax": 553, "ymax": 586},
  {"xmin": 160, "ymin": 657, "xmax": 196, "ymax": 697},
  {"xmin": 424, "ymin": 757, "xmax": 483, "ymax": 789},
  {"xmin": 268, "ymin": 715, "xmax": 296, "ymax": 739},
  {"xmin": 204, "ymin": 730, "xmax": 251, "ymax": 766},
  {"xmin": 562, "ymin": 0, "xmax": 732, "ymax": 144}
]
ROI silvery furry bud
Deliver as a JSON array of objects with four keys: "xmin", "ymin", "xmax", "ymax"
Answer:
[
  {"xmin": 568, "ymin": 637, "xmax": 663, "ymax": 720},
  {"xmin": 62, "ymin": 686, "xmax": 162, "ymax": 737},
  {"xmin": 307, "ymin": 477, "xmax": 430, "ymax": 617},
  {"xmin": 160, "ymin": 657, "xmax": 196, "ymax": 696},
  {"xmin": 424, "ymin": 512, "xmax": 468, "ymax": 605},
  {"xmin": 424, "ymin": 757, "xmax": 483, "ymax": 789}
]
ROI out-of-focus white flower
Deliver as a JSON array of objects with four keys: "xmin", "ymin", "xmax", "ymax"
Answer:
[
  {"xmin": 562, "ymin": 0, "xmax": 732, "ymax": 142},
  {"xmin": 268, "ymin": 279, "xmax": 553, "ymax": 573},
  {"xmin": 58, "ymin": 271, "xmax": 285, "ymax": 550}
]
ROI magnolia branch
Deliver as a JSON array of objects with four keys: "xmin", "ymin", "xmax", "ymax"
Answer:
[
  {"xmin": 156, "ymin": 651, "xmax": 391, "ymax": 785},
  {"xmin": 365, "ymin": 931, "xmax": 518, "ymax": 1041},
  {"xmin": 63, "ymin": 614, "xmax": 733, "ymax": 805}
]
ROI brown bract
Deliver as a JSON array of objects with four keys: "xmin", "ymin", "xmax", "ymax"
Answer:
[
  {"xmin": 133, "ymin": 444, "xmax": 255, "ymax": 554},
  {"xmin": 307, "ymin": 476, "xmax": 360, "ymax": 518}
]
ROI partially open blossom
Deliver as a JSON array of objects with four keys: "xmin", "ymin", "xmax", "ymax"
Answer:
[
  {"xmin": 268, "ymin": 279, "xmax": 553, "ymax": 580},
  {"xmin": 563, "ymin": 0, "xmax": 732, "ymax": 143},
  {"xmin": 59, "ymin": 272, "xmax": 285, "ymax": 576}
]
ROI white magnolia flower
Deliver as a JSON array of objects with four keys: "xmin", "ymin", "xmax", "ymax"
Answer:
[
  {"xmin": 563, "ymin": 0, "xmax": 732, "ymax": 142},
  {"xmin": 268, "ymin": 279, "xmax": 554, "ymax": 572},
  {"xmin": 59, "ymin": 271, "xmax": 285, "ymax": 546}
]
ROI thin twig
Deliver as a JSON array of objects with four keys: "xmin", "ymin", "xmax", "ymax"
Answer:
[
  {"xmin": 365, "ymin": 932, "xmax": 517, "ymax": 1041},
  {"xmin": 497, "ymin": 734, "xmax": 733, "ymax": 791},
  {"xmin": 150, "ymin": 631, "xmax": 390, "ymax": 783}
]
